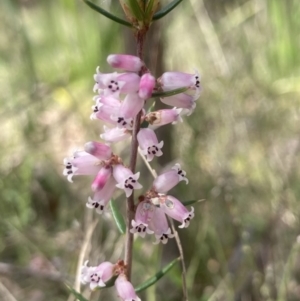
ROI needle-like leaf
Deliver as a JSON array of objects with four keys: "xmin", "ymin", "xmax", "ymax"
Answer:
[
  {"xmin": 152, "ymin": 0, "xmax": 183, "ymax": 21},
  {"xmin": 110, "ymin": 199, "xmax": 126, "ymax": 234},
  {"xmin": 151, "ymin": 86, "xmax": 188, "ymax": 98},
  {"xmin": 135, "ymin": 257, "xmax": 180, "ymax": 292},
  {"xmin": 83, "ymin": 0, "xmax": 133, "ymax": 28}
]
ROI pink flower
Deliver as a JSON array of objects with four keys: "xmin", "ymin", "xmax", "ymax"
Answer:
[
  {"xmin": 94, "ymin": 67, "xmax": 140, "ymax": 96},
  {"xmin": 159, "ymin": 70, "xmax": 201, "ymax": 91},
  {"xmin": 118, "ymin": 93, "xmax": 144, "ymax": 120},
  {"xmin": 149, "ymin": 207, "xmax": 174, "ymax": 244},
  {"xmin": 91, "ymin": 102, "xmax": 121, "ymax": 123},
  {"xmin": 146, "ymin": 108, "xmax": 182, "ymax": 127},
  {"xmin": 158, "ymin": 195, "xmax": 194, "ymax": 228},
  {"xmin": 115, "ymin": 274, "xmax": 141, "ymax": 301},
  {"xmin": 84, "ymin": 141, "xmax": 112, "ymax": 160},
  {"xmin": 137, "ymin": 128, "xmax": 164, "ymax": 162},
  {"xmin": 138, "ymin": 73, "xmax": 156, "ymax": 100},
  {"xmin": 100, "ymin": 126, "xmax": 131, "ymax": 143},
  {"xmin": 91, "ymin": 166, "xmax": 112, "ymax": 192},
  {"xmin": 130, "ymin": 201, "xmax": 155, "ymax": 238},
  {"xmin": 113, "ymin": 164, "xmax": 142, "ymax": 197},
  {"xmin": 63, "ymin": 151, "xmax": 101, "ymax": 182},
  {"xmin": 81, "ymin": 261, "xmax": 115, "ymax": 290},
  {"xmin": 107, "ymin": 54, "xmax": 144, "ymax": 72},
  {"xmin": 153, "ymin": 163, "xmax": 188, "ymax": 193},
  {"xmin": 160, "ymin": 93, "xmax": 197, "ymax": 116},
  {"xmin": 86, "ymin": 176, "xmax": 117, "ymax": 214}
]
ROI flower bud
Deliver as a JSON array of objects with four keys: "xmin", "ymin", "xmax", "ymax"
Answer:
[
  {"xmin": 139, "ymin": 73, "xmax": 156, "ymax": 99},
  {"xmin": 107, "ymin": 54, "xmax": 144, "ymax": 72},
  {"xmin": 84, "ymin": 141, "xmax": 112, "ymax": 160}
]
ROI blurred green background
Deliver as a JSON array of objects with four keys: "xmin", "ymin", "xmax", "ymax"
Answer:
[{"xmin": 1, "ymin": 0, "xmax": 300, "ymax": 300}]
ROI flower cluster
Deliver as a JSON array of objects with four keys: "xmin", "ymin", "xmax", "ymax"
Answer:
[
  {"xmin": 63, "ymin": 54, "xmax": 201, "ymax": 295},
  {"xmin": 130, "ymin": 163, "xmax": 194, "ymax": 244},
  {"xmin": 81, "ymin": 260, "xmax": 140, "ymax": 301}
]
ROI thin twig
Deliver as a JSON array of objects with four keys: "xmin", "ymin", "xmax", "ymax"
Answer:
[
  {"xmin": 138, "ymin": 148, "xmax": 157, "ymax": 178},
  {"xmin": 0, "ymin": 281, "xmax": 18, "ymax": 301},
  {"xmin": 170, "ymin": 219, "xmax": 188, "ymax": 301},
  {"xmin": 67, "ymin": 219, "xmax": 98, "ymax": 301},
  {"xmin": 138, "ymin": 150, "xmax": 189, "ymax": 300}
]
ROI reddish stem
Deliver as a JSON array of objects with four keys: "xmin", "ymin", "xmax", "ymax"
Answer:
[{"xmin": 124, "ymin": 28, "xmax": 147, "ymax": 280}]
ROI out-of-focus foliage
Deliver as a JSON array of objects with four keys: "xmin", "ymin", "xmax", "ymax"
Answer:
[{"xmin": 0, "ymin": 0, "xmax": 300, "ymax": 300}]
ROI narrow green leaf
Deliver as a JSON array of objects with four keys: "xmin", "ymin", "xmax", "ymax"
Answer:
[
  {"xmin": 128, "ymin": 0, "xmax": 145, "ymax": 21},
  {"xmin": 146, "ymin": 99, "xmax": 156, "ymax": 113},
  {"xmin": 152, "ymin": 0, "xmax": 182, "ymax": 21},
  {"xmin": 151, "ymin": 86, "xmax": 188, "ymax": 98},
  {"xmin": 135, "ymin": 257, "xmax": 180, "ymax": 292},
  {"xmin": 110, "ymin": 199, "xmax": 126, "ymax": 234},
  {"xmin": 83, "ymin": 0, "xmax": 133, "ymax": 28},
  {"xmin": 145, "ymin": 0, "xmax": 155, "ymax": 15},
  {"xmin": 182, "ymin": 199, "xmax": 206, "ymax": 206},
  {"xmin": 66, "ymin": 285, "xmax": 89, "ymax": 301}
]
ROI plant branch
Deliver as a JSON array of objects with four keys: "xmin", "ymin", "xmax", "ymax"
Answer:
[
  {"xmin": 124, "ymin": 29, "xmax": 147, "ymax": 280},
  {"xmin": 170, "ymin": 219, "xmax": 188, "ymax": 301}
]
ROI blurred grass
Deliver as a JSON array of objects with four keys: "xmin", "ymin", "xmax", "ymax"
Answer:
[{"xmin": 0, "ymin": 0, "xmax": 300, "ymax": 300}]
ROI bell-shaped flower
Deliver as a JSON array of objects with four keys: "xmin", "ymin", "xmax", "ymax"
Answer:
[
  {"xmin": 153, "ymin": 163, "xmax": 188, "ymax": 193},
  {"xmin": 100, "ymin": 126, "xmax": 131, "ymax": 143},
  {"xmin": 113, "ymin": 164, "xmax": 142, "ymax": 197},
  {"xmin": 110, "ymin": 115, "xmax": 134, "ymax": 130},
  {"xmin": 119, "ymin": 93, "xmax": 144, "ymax": 120},
  {"xmin": 146, "ymin": 108, "xmax": 182, "ymax": 128},
  {"xmin": 149, "ymin": 207, "xmax": 174, "ymax": 244},
  {"xmin": 137, "ymin": 128, "xmax": 164, "ymax": 162},
  {"xmin": 94, "ymin": 67, "xmax": 140, "ymax": 96},
  {"xmin": 130, "ymin": 201, "xmax": 155, "ymax": 238},
  {"xmin": 84, "ymin": 141, "xmax": 112, "ymax": 160},
  {"xmin": 63, "ymin": 151, "xmax": 101, "ymax": 182},
  {"xmin": 91, "ymin": 100, "xmax": 121, "ymax": 122},
  {"xmin": 115, "ymin": 274, "xmax": 141, "ymax": 301},
  {"xmin": 159, "ymin": 195, "xmax": 194, "ymax": 228},
  {"xmin": 93, "ymin": 94, "xmax": 122, "ymax": 107},
  {"xmin": 91, "ymin": 166, "xmax": 112, "ymax": 192},
  {"xmin": 138, "ymin": 73, "xmax": 156, "ymax": 100},
  {"xmin": 160, "ymin": 93, "xmax": 197, "ymax": 116},
  {"xmin": 159, "ymin": 70, "xmax": 201, "ymax": 92},
  {"xmin": 86, "ymin": 176, "xmax": 117, "ymax": 214},
  {"xmin": 81, "ymin": 261, "xmax": 116, "ymax": 290},
  {"xmin": 107, "ymin": 54, "xmax": 144, "ymax": 72}
]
